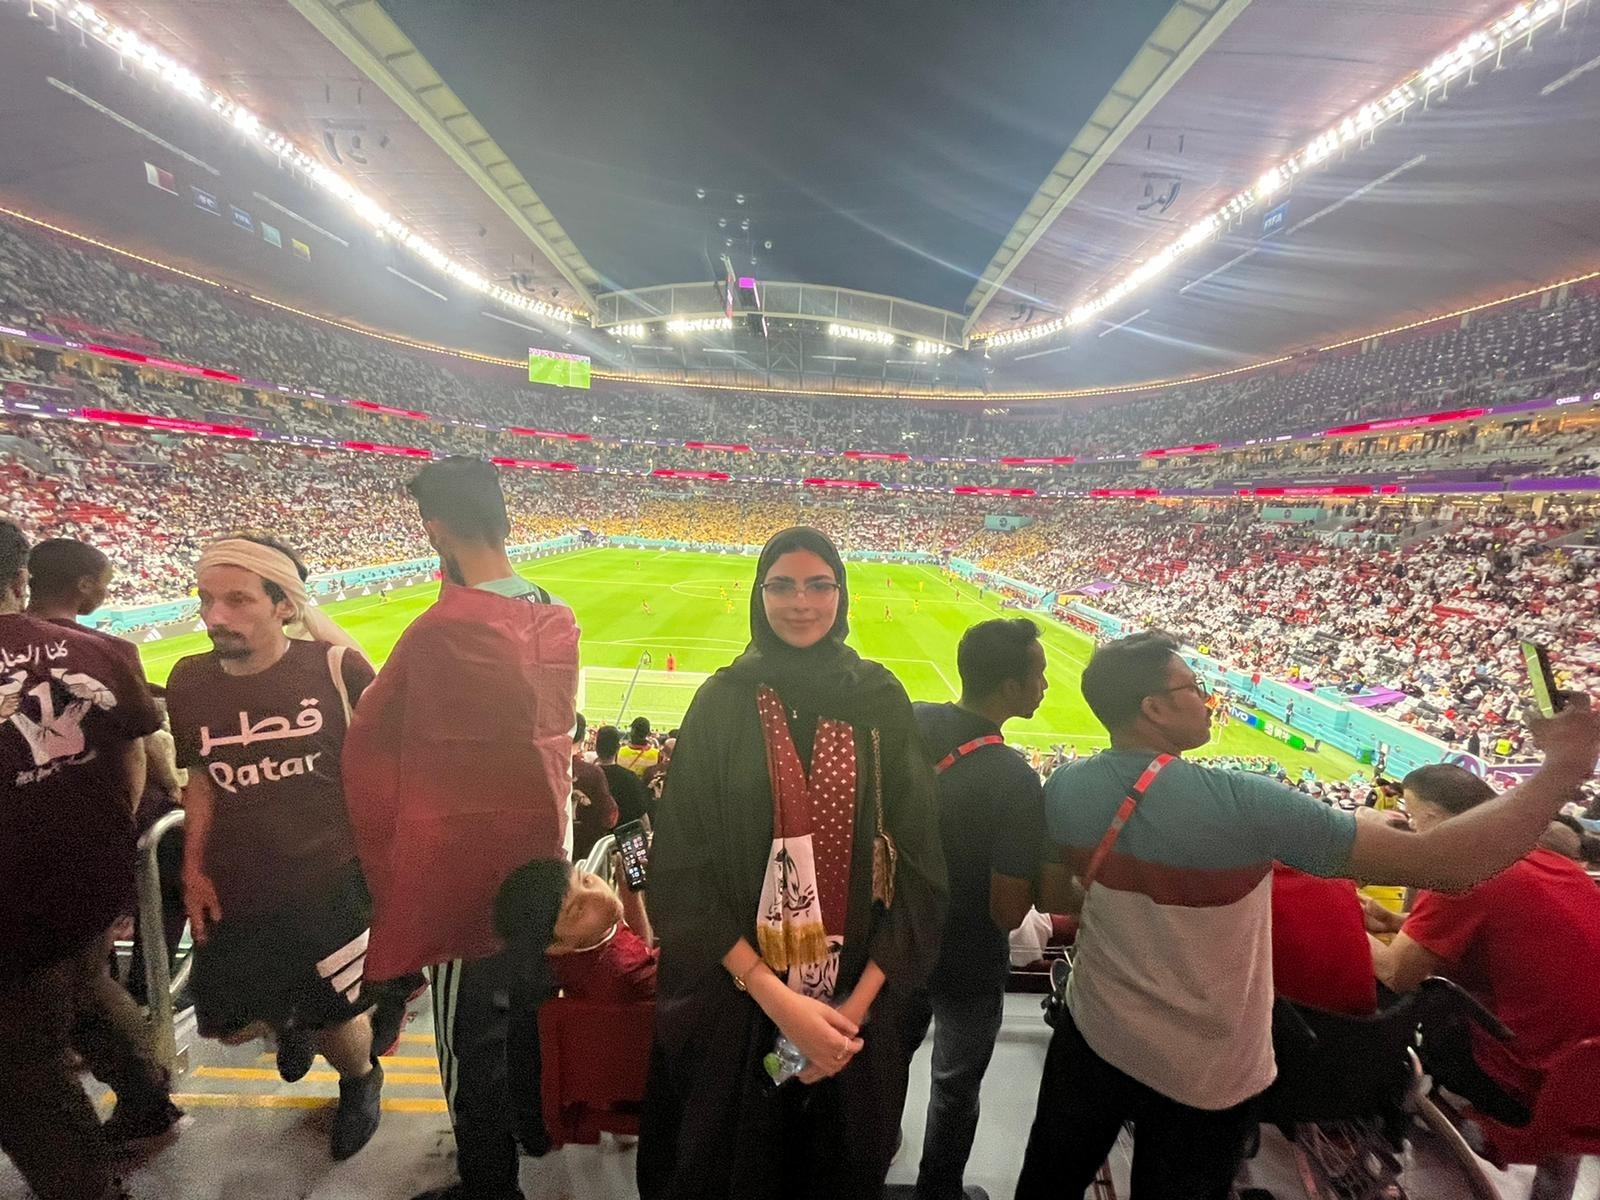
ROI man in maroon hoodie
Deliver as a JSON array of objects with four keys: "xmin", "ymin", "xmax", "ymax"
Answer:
[
  {"xmin": 569, "ymin": 712, "xmax": 617, "ymax": 862},
  {"xmin": 344, "ymin": 458, "xmax": 578, "ymax": 1200}
]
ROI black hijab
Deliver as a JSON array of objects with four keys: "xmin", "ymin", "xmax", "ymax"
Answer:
[{"xmin": 725, "ymin": 526, "xmax": 893, "ymax": 757}]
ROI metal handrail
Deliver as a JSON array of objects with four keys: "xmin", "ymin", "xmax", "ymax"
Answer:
[
  {"xmin": 134, "ymin": 808, "xmax": 188, "ymax": 1073},
  {"xmin": 613, "ymin": 650, "xmax": 651, "ymax": 725},
  {"xmin": 583, "ymin": 834, "xmax": 617, "ymax": 884}
]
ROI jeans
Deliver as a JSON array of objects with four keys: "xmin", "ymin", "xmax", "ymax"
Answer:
[
  {"xmin": 0, "ymin": 931, "xmax": 171, "ymax": 1200},
  {"xmin": 1014, "ymin": 1014, "xmax": 1258, "ymax": 1200},
  {"xmin": 904, "ymin": 987, "xmax": 1006, "ymax": 1200}
]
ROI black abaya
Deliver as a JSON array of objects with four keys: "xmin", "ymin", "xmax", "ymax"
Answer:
[{"xmin": 638, "ymin": 530, "xmax": 947, "ymax": 1200}]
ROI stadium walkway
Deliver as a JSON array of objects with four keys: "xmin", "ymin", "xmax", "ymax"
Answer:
[{"xmin": 0, "ymin": 997, "xmax": 1587, "ymax": 1198}]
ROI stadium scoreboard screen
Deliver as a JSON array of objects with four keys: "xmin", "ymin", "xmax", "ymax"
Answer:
[{"xmin": 528, "ymin": 347, "xmax": 592, "ymax": 390}]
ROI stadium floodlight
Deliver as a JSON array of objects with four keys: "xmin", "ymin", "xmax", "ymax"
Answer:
[
  {"xmin": 913, "ymin": 340, "xmax": 953, "ymax": 357},
  {"xmin": 975, "ymin": 0, "xmax": 1582, "ymax": 352},
  {"xmin": 611, "ymin": 323, "xmax": 648, "ymax": 339},
  {"xmin": 826, "ymin": 323, "xmax": 896, "ymax": 347},
  {"xmin": 28, "ymin": 0, "xmax": 581, "ymax": 326},
  {"xmin": 666, "ymin": 317, "xmax": 734, "ymax": 334}
]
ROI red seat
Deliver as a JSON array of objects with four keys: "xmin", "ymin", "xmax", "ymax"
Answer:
[
  {"xmin": 538, "ymin": 997, "xmax": 655, "ymax": 1147},
  {"xmin": 1468, "ymin": 1036, "xmax": 1600, "ymax": 1168}
]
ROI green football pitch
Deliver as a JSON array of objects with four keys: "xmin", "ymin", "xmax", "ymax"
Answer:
[{"xmin": 136, "ymin": 547, "xmax": 1360, "ymax": 775}]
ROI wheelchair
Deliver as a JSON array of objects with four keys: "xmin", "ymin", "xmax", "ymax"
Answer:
[{"xmin": 1237, "ymin": 976, "xmax": 1514, "ymax": 1200}]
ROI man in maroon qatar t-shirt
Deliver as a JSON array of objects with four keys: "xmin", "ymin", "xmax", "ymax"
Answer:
[
  {"xmin": 165, "ymin": 533, "xmax": 385, "ymax": 1163},
  {"xmin": 0, "ymin": 520, "xmax": 176, "ymax": 1200}
]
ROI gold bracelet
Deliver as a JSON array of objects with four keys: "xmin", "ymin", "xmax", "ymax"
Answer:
[{"xmin": 731, "ymin": 959, "xmax": 762, "ymax": 993}]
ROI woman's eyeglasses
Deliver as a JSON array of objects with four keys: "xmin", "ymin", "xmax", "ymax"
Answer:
[{"xmin": 759, "ymin": 580, "xmax": 841, "ymax": 599}]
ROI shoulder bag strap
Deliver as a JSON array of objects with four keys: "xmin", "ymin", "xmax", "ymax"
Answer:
[
  {"xmin": 326, "ymin": 643, "xmax": 353, "ymax": 725},
  {"xmin": 870, "ymin": 726, "xmax": 897, "ymax": 908},
  {"xmin": 1080, "ymin": 754, "xmax": 1174, "ymax": 890},
  {"xmin": 934, "ymin": 733, "xmax": 1007, "ymax": 775}
]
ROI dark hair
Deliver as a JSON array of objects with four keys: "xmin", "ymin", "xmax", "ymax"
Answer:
[
  {"xmin": 1402, "ymin": 763, "xmax": 1496, "ymax": 815},
  {"xmin": 573, "ymin": 712, "xmax": 587, "ymax": 744},
  {"xmin": 1551, "ymin": 812, "xmax": 1600, "ymax": 863},
  {"xmin": 0, "ymin": 519, "xmax": 28, "ymax": 592},
  {"xmin": 1080, "ymin": 630, "xmax": 1183, "ymax": 731},
  {"xmin": 595, "ymin": 725, "xmax": 622, "ymax": 759},
  {"xmin": 957, "ymin": 617, "xmax": 1040, "ymax": 698},
  {"xmin": 27, "ymin": 538, "xmax": 110, "ymax": 604},
  {"xmin": 629, "ymin": 716, "xmax": 651, "ymax": 744},
  {"xmin": 225, "ymin": 531, "xmax": 308, "ymax": 605},
  {"xmin": 406, "ymin": 457, "xmax": 511, "ymax": 544},
  {"xmin": 667, "ymin": 727, "xmax": 681, "ymax": 740}
]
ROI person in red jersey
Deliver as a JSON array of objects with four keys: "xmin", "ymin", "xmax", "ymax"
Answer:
[
  {"xmin": 1269, "ymin": 864, "xmax": 1378, "ymax": 1017},
  {"xmin": 0, "ymin": 520, "xmax": 179, "ymax": 1200},
  {"xmin": 1370, "ymin": 763, "xmax": 1600, "ymax": 1121},
  {"xmin": 549, "ymin": 861, "xmax": 658, "ymax": 1004}
]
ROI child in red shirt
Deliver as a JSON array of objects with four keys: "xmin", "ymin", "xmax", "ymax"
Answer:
[{"xmin": 548, "ymin": 864, "xmax": 657, "ymax": 1002}]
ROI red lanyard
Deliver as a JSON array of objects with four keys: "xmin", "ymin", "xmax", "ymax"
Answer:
[{"xmin": 1081, "ymin": 755, "xmax": 1173, "ymax": 888}]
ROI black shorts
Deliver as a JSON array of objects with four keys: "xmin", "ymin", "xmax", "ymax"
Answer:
[{"xmin": 190, "ymin": 863, "xmax": 374, "ymax": 1039}]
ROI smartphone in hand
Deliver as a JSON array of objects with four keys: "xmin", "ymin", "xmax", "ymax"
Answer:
[
  {"xmin": 614, "ymin": 819, "xmax": 650, "ymax": 891},
  {"xmin": 1521, "ymin": 641, "xmax": 1565, "ymax": 719}
]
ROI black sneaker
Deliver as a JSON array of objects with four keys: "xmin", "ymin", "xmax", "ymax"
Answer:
[
  {"xmin": 276, "ymin": 1027, "xmax": 316, "ymax": 1083},
  {"xmin": 101, "ymin": 1097, "xmax": 185, "ymax": 1151},
  {"xmin": 330, "ymin": 1059, "xmax": 383, "ymax": 1160}
]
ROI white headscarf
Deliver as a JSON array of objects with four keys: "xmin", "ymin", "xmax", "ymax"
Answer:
[{"xmin": 196, "ymin": 538, "xmax": 366, "ymax": 655}]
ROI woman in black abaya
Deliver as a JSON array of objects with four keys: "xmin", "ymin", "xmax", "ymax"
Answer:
[{"xmin": 638, "ymin": 527, "xmax": 947, "ymax": 1200}]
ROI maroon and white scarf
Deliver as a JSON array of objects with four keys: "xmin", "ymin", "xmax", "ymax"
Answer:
[{"xmin": 754, "ymin": 685, "xmax": 858, "ymax": 1000}]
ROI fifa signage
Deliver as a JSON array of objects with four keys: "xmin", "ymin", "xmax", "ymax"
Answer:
[{"xmin": 1261, "ymin": 200, "xmax": 1290, "ymax": 238}]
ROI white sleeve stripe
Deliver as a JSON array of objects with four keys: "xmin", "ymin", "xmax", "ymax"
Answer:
[
  {"xmin": 328, "ymin": 958, "xmax": 366, "ymax": 994},
  {"xmin": 316, "ymin": 928, "xmax": 370, "ymax": 977}
]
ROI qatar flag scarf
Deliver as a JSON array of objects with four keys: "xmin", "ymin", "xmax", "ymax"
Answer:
[{"xmin": 754, "ymin": 683, "xmax": 858, "ymax": 1000}]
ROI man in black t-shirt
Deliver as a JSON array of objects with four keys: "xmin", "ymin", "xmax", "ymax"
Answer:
[
  {"xmin": 898, "ymin": 618, "xmax": 1052, "ymax": 1200},
  {"xmin": 596, "ymin": 723, "xmax": 651, "ymax": 825},
  {"xmin": 0, "ymin": 520, "xmax": 178, "ymax": 1200}
]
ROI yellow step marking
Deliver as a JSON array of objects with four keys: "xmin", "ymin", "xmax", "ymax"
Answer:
[
  {"xmin": 195, "ymin": 1066, "xmax": 439, "ymax": 1085},
  {"xmin": 171, "ymin": 1092, "xmax": 446, "ymax": 1113},
  {"xmin": 256, "ymin": 1053, "xmax": 439, "ymax": 1067},
  {"xmin": 398, "ymin": 1032, "xmax": 437, "ymax": 1045}
]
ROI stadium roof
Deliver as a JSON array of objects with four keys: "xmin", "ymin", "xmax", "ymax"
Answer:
[
  {"xmin": 7, "ymin": 0, "xmax": 1600, "ymax": 398},
  {"xmin": 377, "ymin": 0, "xmax": 1174, "ymax": 314},
  {"xmin": 83, "ymin": 0, "xmax": 598, "ymax": 314}
]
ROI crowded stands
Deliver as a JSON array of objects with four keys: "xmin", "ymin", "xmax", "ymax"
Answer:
[
  {"xmin": 4, "ymin": 212, "xmax": 1600, "ymax": 474},
  {"xmin": 4, "ymin": 15, "xmax": 1600, "ymax": 1194}
]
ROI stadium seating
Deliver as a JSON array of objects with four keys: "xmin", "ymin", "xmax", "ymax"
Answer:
[
  {"xmin": 2, "ymin": 207, "xmax": 1598, "ymax": 748},
  {"xmin": 3, "ymin": 212, "xmax": 1598, "ymax": 463}
]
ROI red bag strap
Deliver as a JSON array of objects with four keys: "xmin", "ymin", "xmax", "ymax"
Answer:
[
  {"xmin": 1080, "ymin": 755, "xmax": 1173, "ymax": 889},
  {"xmin": 934, "ymin": 734, "xmax": 1007, "ymax": 775}
]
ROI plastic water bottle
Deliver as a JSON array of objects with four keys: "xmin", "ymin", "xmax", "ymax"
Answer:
[{"xmin": 763, "ymin": 1033, "xmax": 808, "ymax": 1085}]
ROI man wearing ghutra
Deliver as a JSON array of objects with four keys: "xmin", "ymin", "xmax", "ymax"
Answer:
[
  {"xmin": 639, "ymin": 527, "xmax": 948, "ymax": 1200},
  {"xmin": 165, "ymin": 532, "xmax": 385, "ymax": 1162}
]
